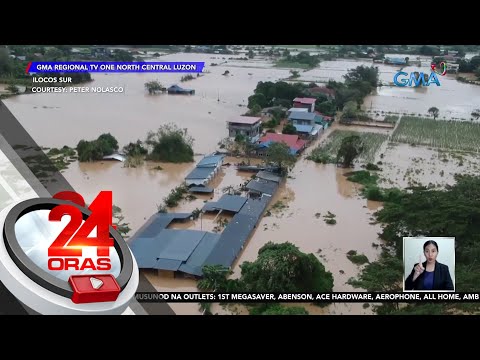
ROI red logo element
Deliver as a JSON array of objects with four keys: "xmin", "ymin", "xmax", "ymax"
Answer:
[
  {"xmin": 25, "ymin": 62, "xmax": 32, "ymax": 74},
  {"xmin": 47, "ymin": 191, "xmax": 114, "ymax": 270},
  {"xmin": 68, "ymin": 274, "xmax": 120, "ymax": 304}
]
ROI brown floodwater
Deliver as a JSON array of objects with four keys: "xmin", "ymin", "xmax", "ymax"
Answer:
[
  {"xmin": 61, "ymin": 160, "xmax": 196, "ymax": 234},
  {"xmin": 4, "ymin": 52, "xmax": 477, "ymax": 315}
]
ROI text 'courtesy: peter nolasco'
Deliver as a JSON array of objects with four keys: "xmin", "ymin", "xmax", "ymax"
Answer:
[{"xmin": 31, "ymin": 77, "xmax": 125, "ymax": 94}]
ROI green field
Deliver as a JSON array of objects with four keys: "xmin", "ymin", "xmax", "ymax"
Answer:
[
  {"xmin": 383, "ymin": 115, "xmax": 399, "ymax": 124},
  {"xmin": 391, "ymin": 116, "xmax": 480, "ymax": 152},
  {"xmin": 308, "ymin": 130, "xmax": 388, "ymax": 163}
]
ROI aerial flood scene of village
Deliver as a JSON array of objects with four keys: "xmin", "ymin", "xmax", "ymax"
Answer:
[{"xmin": 1, "ymin": 44, "xmax": 480, "ymax": 315}]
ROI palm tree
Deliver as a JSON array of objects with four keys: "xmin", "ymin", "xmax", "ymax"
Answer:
[{"xmin": 222, "ymin": 185, "xmax": 235, "ymax": 195}]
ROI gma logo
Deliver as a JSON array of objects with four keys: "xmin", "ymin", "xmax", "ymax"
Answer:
[{"xmin": 393, "ymin": 71, "xmax": 441, "ymax": 87}]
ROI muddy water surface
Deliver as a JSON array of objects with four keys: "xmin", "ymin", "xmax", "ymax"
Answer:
[{"xmin": 4, "ymin": 52, "xmax": 478, "ymax": 315}]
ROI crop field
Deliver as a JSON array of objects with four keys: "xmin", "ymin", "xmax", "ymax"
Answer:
[
  {"xmin": 383, "ymin": 115, "xmax": 399, "ymax": 123},
  {"xmin": 391, "ymin": 116, "xmax": 480, "ymax": 152},
  {"xmin": 308, "ymin": 130, "xmax": 388, "ymax": 163}
]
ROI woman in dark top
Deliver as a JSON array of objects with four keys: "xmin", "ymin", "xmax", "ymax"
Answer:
[{"xmin": 405, "ymin": 240, "xmax": 454, "ymax": 291}]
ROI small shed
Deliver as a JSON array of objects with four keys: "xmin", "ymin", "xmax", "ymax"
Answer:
[
  {"xmin": 167, "ymin": 84, "xmax": 195, "ymax": 95},
  {"xmin": 102, "ymin": 153, "xmax": 127, "ymax": 162},
  {"xmin": 185, "ymin": 167, "xmax": 216, "ymax": 186}
]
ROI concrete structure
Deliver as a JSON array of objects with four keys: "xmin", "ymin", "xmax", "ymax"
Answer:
[
  {"xmin": 292, "ymin": 97, "xmax": 316, "ymax": 112},
  {"xmin": 227, "ymin": 116, "xmax": 262, "ymax": 143},
  {"xmin": 287, "ymin": 111, "xmax": 323, "ymax": 138}
]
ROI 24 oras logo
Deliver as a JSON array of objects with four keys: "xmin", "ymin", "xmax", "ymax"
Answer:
[
  {"xmin": 0, "ymin": 190, "xmax": 138, "ymax": 313},
  {"xmin": 48, "ymin": 191, "xmax": 114, "ymax": 271}
]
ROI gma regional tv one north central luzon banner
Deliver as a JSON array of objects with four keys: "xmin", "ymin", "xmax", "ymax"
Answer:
[{"xmin": 134, "ymin": 292, "xmax": 480, "ymax": 303}]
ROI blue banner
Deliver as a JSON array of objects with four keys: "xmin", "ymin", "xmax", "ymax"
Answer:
[{"xmin": 26, "ymin": 62, "xmax": 205, "ymax": 73}]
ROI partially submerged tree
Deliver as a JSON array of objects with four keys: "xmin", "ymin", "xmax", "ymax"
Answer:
[
  {"xmin": 265, "ymin": 141, "xmax": 297, "ymax": 173},
  {"xmin": 197, "ymin": 265, "xmax": 232, "ymax": 292},
  {"xmin": 336, "ymin": 135, "xmax": 364, "ymax": 167},
  {"xmin": 6, "ymin": 84, "xmax": 19, "ymax": 94},
  {"xmin": 350, "ymin": 174, "xmax": 480, "ymax": 314},
  {"xmin": 76, "ymin": 133, "xmax": 119, "ymax": 162},
  {"xmin": 145, "ymin": 123, "xmax": 194, "ymax": 163},
  {"xmin": 144, "ymin": 80, "xmax": 164, "ymax": 95},
  {"xmin": 428, "ymin": 106, "xmax": 440, "ymax": 120},
  {"xmin": 239, "ymin": 242, "xmax": 334, "ymax": 294}
]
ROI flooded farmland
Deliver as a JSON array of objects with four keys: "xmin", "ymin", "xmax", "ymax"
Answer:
[{"xmin": 3, "ymin": 50, "xmax": 480, "ymax": 315}]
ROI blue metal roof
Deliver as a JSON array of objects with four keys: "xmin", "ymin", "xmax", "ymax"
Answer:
[
  {"xmin": 246, "ymin": 179, "xmax": 278, "ymax": 195},
  {"xmin": 256, "ymin": 171, "xmax": 282, "ymax": 183},
  {"xmin": 168, "ymin": 84, "xmax": 193, "ymax": 91},
  {"xmin": 202, "ymin": 194, "xmax": 247, "ymax": 213},
  {"xmin": 185, "ymin": 166, "xmax": 215, "ymax": 180},
  {"xmin": 179, "ymin": 232, "xmax": 221, "ymax": 276},
  {"xmin": 129, "ymin": 237, "xmax": 162, "ymax": 268},
  {"xmin": 238, "ymin": 197, "xmax": 271, "ymax": 218},
  {"xmin": 293, "ymin": 124, "xmax": 314, "ymax": 133},
  {"xmin": 204, "ymin": 213, "xmax": 257, "ymax": 268},
  {"xmin": 197, "ymin": 154, "xmax": 224, "ymax": 168},
  {"xmin": 158, "ymin": 229, "xmax": 205, "ymax": 261},
  {"xmin": 154, "ymin": 259, "xmax": 182, "ymax": 271},
  {"xmin": 189, "ymin": 186, "xmax": 214, "ymax": 193},
  {"xmin": 288, "ymin": 111, "xmax": 316, "ymax": 121}
]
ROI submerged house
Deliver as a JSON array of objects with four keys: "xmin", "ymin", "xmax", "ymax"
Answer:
[
  {"xmin": 184, "ymin": 154, "xmax": 224, "ymax": 186},
  {"xmin": 257, "ymin": 133, "xmax": 307, "ymax": 156},
  {"xmin": 130, "ymin": 193, "xmax": 274, "ymax": 278},
  {"xmin": 384, "ymin": 57, "xmax": 407, "ymax": 65},
  {"xmin": 167, "ymin": 84, "xmax": 195, "ymax": 95},
  {"xmin": 226, "ymin": 116, "xmax": 262, "ymax": 143}
]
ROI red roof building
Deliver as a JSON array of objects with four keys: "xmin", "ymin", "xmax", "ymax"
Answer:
[
  {"xmin": 259, "ymin": 133, "xmax": 307, "ymax": 154},
  {"xmin": 293, "ymin": 97, "xmax": 316, "ymax": 112}
]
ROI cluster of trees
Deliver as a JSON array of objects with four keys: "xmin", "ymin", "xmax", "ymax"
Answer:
[
  {"xmin": 349, "ymin": 174, "xmax": 480, "ymax": 314},
  {"xmin": 248, "ymin": 66, "xmax": 378, "ymax": 123},
  {"xmin": 145, "ymin": 123, "xmax": 194, "ymax": 163},
  {"xmin": 265, "ymin": 142, "xmax": 296, "ymax": 174},
  {"xmin": 327, "ymin": 65, "xmax": 379, "ymax": 121},
  {"xmin": 77, "ymin": 124, "xmax": 194, "ymax": 164},
  {"xmin": 247, "ymin": 81, "xmax": 336, "ymax": 117},
  {"xmin": 0, "ymin": 46, "xmax": 92, "ymax": 88},
  {"xmin": 76, "ymin": 133, "xmax": 119, "ymax": 162},
  {"xmin": 458, "ymin": 56, "xmax": 480, "ymax": 78},
  {"xmin": 198, "ymin": 242, "xmax": 334, "ymax": 314},
  {"xmin": 144, "ymin": 80, "xmax": 165, "ymax": 94},
  {"xmin": 279, "ymin": 51, "xmax": 321, "ymax": 68}
]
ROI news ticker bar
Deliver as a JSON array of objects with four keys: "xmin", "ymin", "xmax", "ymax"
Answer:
[
  {"xmin": 26, "ymin": 62, "xmax": 205, "ymax": 73},
  {"xmin": 134, "ymin": 292, "xmax": 480, "ymax": 303}
]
